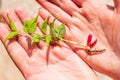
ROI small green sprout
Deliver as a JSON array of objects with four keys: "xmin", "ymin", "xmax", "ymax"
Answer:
[{"xmin": 41, "ymin": 17, "xmax": 48, "ymax": 34}]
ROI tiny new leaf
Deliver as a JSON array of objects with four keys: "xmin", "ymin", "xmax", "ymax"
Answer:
[
  {"xmin": 41, "ymin": 17, "xmax": 48, "ymax": 34},
  {"xmin": 5, "ymin": 31, "xmax": 19, "ymax": 42},
  {"xmin": 45, "ymin": 35, "xmax": 52, "ymax": 47},
  {"xmin": 53, "ymin": 24, "xmax": 66, "ymax": 40},
  {"xmin": 32, "ymin": 34, "xmax": 41, "ymax": 43},
  {"xmin": 23, "ymin": 15, "xmax": 38, "ymax": 34},
  {"xmin": 7, "ymin": 14, "xmax": 17, "ymax": 31}
]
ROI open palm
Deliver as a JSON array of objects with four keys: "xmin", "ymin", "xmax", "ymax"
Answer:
[
  {"xmin": 37, "ymin": 0, "xmax": 120, "ymax": 79},
  {"xmin": 0, "ymin": 8, "xmax": 98, "ymax": 80}
]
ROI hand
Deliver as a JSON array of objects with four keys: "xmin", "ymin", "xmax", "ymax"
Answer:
[
  {"xmin": 0, "ymin": 8, "xmax": 98, "ymax": 80},
  {"xmin": 36, "ymin": 0, "xmax": 120, "ymax": 79}
]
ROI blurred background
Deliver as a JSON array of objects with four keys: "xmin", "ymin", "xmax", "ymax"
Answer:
[{"xmin": 0, "ymin": 0, "xmax": 114, "ymax": 80}]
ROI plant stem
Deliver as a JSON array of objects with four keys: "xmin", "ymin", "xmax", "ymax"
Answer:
[{"xmin": 60, "ymin": 38, "xmax": 89, "ymax": 48}]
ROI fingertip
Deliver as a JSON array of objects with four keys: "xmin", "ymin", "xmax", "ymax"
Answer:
[
  {"xmin": 39, "ymin": 7, "xmax": 50, "ymax": 16},
  {"xmin": 1, "ymin": 9, "xmax": 14, "ymax": 23},
  {"xmin": 1, "ymin": 9, "xmax": 11, "ymax": 18},
  {"xmin": 15, "ymin": 6, "xmax": 24, "ymax": 12},
  {"xmin": 15, "ymin": 7, "xmax": 30, "ymax": 23},
  {"xmin": 39, "ymin": 7, "xmax": 54, "ymax": 22}
]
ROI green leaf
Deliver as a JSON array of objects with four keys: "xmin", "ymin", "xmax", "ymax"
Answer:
[
  {"xmin": 5, "ymin": 31, "xmax": 19, "ymax": 41},
  {"xmin": 23, "ymin": 15, "xmax": 38, "ymax": 34},
  {"xmin": 53, "ymin": 24, "xmax": 66, "ymax": 40},
  {"xmin": 41, "ymin": 18, "xmax": 48, "ymax": 34},
  {"xmin": 32, "ymin": 34, "xmax": 41, "ymax": 43},
  {"xmin": 49, "ymin": 19, "xmax": 56, "ymax": 35},
  {"xmin": 45, "ymin": 35, "xmax": 52, "ymax": 47},
  {"xmin": 7, "ymin": 14, "xmax": 17, "ymax": 31}
]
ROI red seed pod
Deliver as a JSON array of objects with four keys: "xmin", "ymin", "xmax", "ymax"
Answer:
[
  {"xmin": 87, "ymin": 34, "xmax": 92, "ymax": 46},
  {"xmin": 87, "ymin": 34, "xmax": 97, "ymax": 48}
]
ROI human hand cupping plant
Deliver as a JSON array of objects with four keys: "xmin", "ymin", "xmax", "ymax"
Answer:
[
  {"xmin": 36, "ymin": 0, "xmax": 120, "ymax": 79},
  {"xmin": 0, "ymin": 8, "xmax": 100, "ymax": 80}
]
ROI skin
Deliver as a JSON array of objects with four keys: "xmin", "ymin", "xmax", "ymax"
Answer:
[
  {"xmin": 0, "ymin": 0, "xmax": 120, "ymax": 80},
  {"xmin": 36, "ymin": 0, "xmax": 120, "ymax": 80},
  {"xmin": 0, "ymin": 8, "xmax": 98, "ymax": 80}
]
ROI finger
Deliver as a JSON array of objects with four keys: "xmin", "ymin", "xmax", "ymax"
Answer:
[
  {"xmin": 37, "ymin": 0, "xmax": 91, "ymax": 31},
  {"xmin": 0, "ymin": 23, "xmax": 28, "ymax": 69},
  {"xmin": 72, "ymin": 0, "xmax": 86, "ymax": 7},
  {"xmin": 15, "ymin": 7, "xmax": 31, "ymax": 23},
  {"xmin": 49, "ymin": 0, "xmax": 80, "ymax": 16},
  {"xmin": 2, "ymin": 9, "xmax": 38, "ymax": 57},
  {"xmin": 36, "ymin": 0, "xmax": 73, "ymax": 27},
  {"xmin": 2, "ymin": 9, "xmax": 23, "ymax": 32},
  {"xmin": 49, "ymin": 0, "xmax": 88, "ymax": 25},
  {"xmin": 39, "ymin": 8, "xmax": 62, "ymax": 26},
  {"xmin": 113, "ymin": 0, "xmax": 120, "ymax": 13}
]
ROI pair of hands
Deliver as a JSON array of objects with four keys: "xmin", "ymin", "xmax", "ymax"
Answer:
[{"xmin": 0, "ymin": 0, "xmax": 120, "ymax": 80}]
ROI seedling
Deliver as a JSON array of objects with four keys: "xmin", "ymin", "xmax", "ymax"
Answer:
[{"xmin": 5, "ymin": 14, "xmax": 105, "ymax": 55}]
